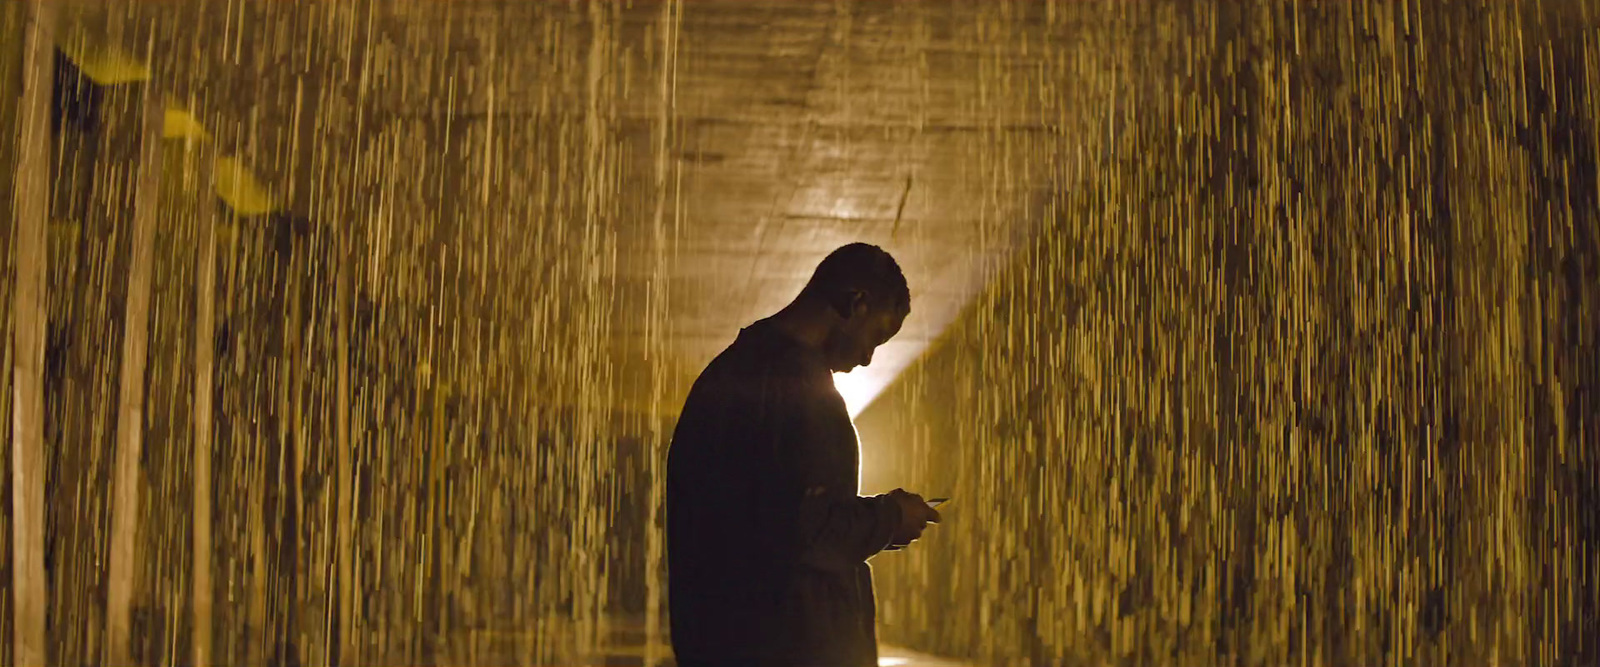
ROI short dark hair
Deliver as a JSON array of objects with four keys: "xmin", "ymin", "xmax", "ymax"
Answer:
[{"xmin": 802, "ymin": 243, "xmax": 910, "ymax": 314}]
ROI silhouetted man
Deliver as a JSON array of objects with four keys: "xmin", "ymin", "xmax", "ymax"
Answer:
[{"xmin": 667, "ymin": 243, "xmax": 942, "ymax": 667}]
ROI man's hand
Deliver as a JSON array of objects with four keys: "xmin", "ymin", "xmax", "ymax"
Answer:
[{"xmin": 885, "ymin": 488, "xmax": 942, "ymax": 550}]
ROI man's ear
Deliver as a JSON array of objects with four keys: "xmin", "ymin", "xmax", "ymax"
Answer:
[
  {"xmin": 847, "ymin": 289, "xmax": 873, "ymax": 319},
  {"xmin": 830, "ymin": 289, "xmax": 868, "ymax": 320},
  {"xmin": 828, "ymin": 290, "xmax": 856, "ymax": 319}
]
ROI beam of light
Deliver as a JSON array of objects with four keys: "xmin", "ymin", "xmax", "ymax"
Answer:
[{"xmin": 832, "ymin": 370, "xmax": 881, "ymax": 419}]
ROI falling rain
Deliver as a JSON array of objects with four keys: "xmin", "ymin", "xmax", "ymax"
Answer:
[{"xmin": 1, "ymin": 1, "xmax": 1596, "ymax": 666}]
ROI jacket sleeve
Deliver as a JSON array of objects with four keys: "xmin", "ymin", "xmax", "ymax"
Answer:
[
  {"xmin": 792, "ymin": 485, "xmax": 903, "ymax": 572},
  {"xmin": 774, "ymin": 377, "xmax": 903, "ymax": 573}
]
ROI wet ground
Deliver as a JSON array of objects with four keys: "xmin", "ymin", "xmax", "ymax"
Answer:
[{"xmin": 446, "ymin": 616, "xmax": 969, "ymax": 667}]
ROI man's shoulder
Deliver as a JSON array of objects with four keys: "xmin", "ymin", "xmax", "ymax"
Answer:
[
  {"xmin": 682, "ymin": 338, "xmax": 819, "ymax": 414},
  {"xmin": 703, "ymin": 327, "xmax": 811, "ymax": 379}
]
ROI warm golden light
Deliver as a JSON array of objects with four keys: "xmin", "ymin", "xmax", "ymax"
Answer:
[
  {"xmin": 5, "ymin": 2, "xmax": 1593, "ymax": 666},
  {"xmin": 832, "ymin": 370, "xmax": 879, "ymax": 419}
]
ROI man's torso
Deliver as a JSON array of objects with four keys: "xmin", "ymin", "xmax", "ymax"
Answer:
[{"xmin": 665, "ymin": 321, "xmax": 879, "ymax": 666}]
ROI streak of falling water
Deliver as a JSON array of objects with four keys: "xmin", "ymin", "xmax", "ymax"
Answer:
[
  {"xmin": 1, "ymin": 2, "xmax": 1597, "ymax": 667},
  {"xmin": 857, "ymin": 2, "xmax": 1600, "ymax": 666},
  {"xmin": 3, "ymin": 2, "xmax": 688, "ymax": 664},
  {"xmin": 643, "ymin": 3, "xmax": 683, "ymax": 666}
]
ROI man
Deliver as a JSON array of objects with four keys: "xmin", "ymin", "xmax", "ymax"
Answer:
[{"xmin": 666, "ymin": 243, "xmax": 943, "ymax": 667}]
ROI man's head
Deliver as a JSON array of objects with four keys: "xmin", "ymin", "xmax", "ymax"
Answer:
[{"xmin": 800, "ymin": 243, "xmax": 911, "ymax": 373}]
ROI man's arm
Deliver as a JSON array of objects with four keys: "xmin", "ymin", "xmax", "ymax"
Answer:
[
  {"xmin": 791, "ymin": 485, "xmax": 904, "ymax": 572},
  {"xmin": 774, "ymin": 377, "xmax": 904, "ymax": 572}
]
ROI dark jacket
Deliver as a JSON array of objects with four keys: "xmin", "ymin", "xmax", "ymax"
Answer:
[{"xmin": 667, "ymin": 319, "xmax": 903, "ymax": 667}]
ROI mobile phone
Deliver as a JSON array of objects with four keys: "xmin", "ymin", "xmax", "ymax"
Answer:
[{"xmin": 926, "ymin": 497, "xmax": 950, "ymax": 508}]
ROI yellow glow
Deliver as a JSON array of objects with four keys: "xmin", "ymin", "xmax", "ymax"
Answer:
[
  {"xmin": 163, "ymin": 107, "xmax": 210, "ymax": 141},
  {"xmin": 57, "ymin": 31, "xmax": 150, "ymax": 84},
  {"xmin": 830, "ymin": 349, "xmax": 921, "ymax": 419},
  {"xmin": 832, "ymin": 370, "xmax": 878, "ymax": 418},
  {"xmin": 213, "ymin": 157, "xmax": 278, "ymax": 215},
  {"xmin": 878, "ymin": 659, "xmax": 909, "ymax": 667}
]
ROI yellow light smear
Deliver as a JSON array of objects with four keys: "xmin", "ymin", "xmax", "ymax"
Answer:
[
  {"xmin": 57, "ymin": 31, "xmax": 150, "ymax": 84},
  {"xmin": 163, "ymin": 107, "xmax": 210, "ymax": 141},
  {"xmin": 214, "ymin": 157, "xmax": 277, "ymax": 216}
]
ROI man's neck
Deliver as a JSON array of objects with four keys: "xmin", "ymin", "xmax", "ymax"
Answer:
[{"xmin": 766, "ymin": 297, "xmax": 834, "ymax": 351}]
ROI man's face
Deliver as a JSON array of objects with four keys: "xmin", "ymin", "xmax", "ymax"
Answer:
[{"xmin": 823, "ymin": 293, "xmax": 907, "ymax": 373}]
